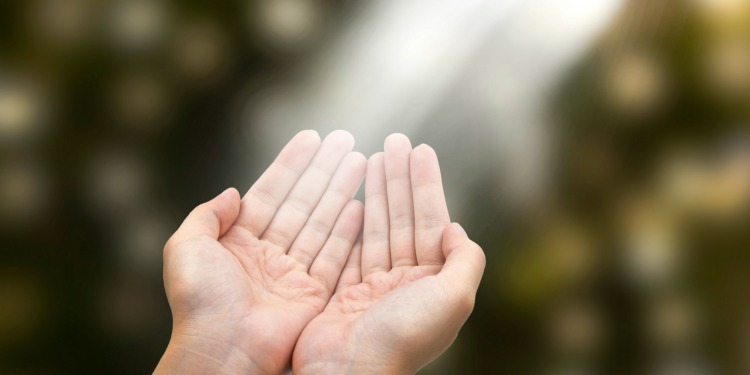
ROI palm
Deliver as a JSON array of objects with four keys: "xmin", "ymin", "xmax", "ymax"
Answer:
[
  {"xmin": 294, "ymin": 135, "xmax": 482, "ymax": 374},
  {"xmin": 183, "ymin": 231, "xmax": 334, "ymax": 367},
  {"xmin": 162, "ymin": 130, "xmax": 367, "ymax": 374},
  {"xmin": 295, "ymin": 265, "xmax": 441, "ymax": 361},
  {"xmin": 329, "ymin": 266, "xmax": 440, "ymax": 316},
  {"xmin": 220, "ymin": 231, "xmax": 329, "ymax": 310}
]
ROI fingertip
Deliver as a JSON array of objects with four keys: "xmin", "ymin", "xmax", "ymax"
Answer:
[
  {"xmin": 340, "ymin": 200, "xmax": 365, "ymax": 227},
  {"xmin": 215, "ymin": 187, "xmax": 240, "ymax": 210},
  {"xmin": 365, "ymin": 153, "xmax": 386, "ymax": 192},
  {"xmin": 347, "ymin": 199, "xmax": 365, "ymax": 215},
  {"xmin": 412, "ymin": 143, "xmax": 437, "ymax": 159},
  {"xmin": 174, "ymin": 188, "xmax": 241, "ymax": 242},
  {"xmin": 349, "ymin": 151, "xmax": 367, "ymax": 164},
  {"xmin": 326, "ymin": 129, "xmax": 356, "ymax": 148},
  {"xmin": 442, "ymin": 223, "xmax": 470, "ymax": 253},
  {"xmin": 296, "ymin": 129, "xmax": 321, "ymax": 143},
  {"xmin": 384, "ymin": 133, "xmax": 412, "ymax": 150},
  {"xmin": 219, "ymin": 187, "xmax": 241, "ymax": 202},
  {"xmin": 440, "ymin": 223, "xmax": 486, "ymax": 288},
  {"xmin": 445, "ymin": 222, "xmax": 485, "ymax": 267},
  {"xmin": 345, "ymin": 151, "xmax": 368, "ymax": 170},
  {"xmin": 286, "ymin": 130, "xmax": 322, "ymax": 157},
  {"xmin": 450, "ymin": 222, "xmax": 467, "ymax": 236},
  {"xmin": 410, "ymin": 143, "xmax": 442, "ymax": 184},
  {"xmin": 367, "ymin": 153, "xmax": 385, "ymax": 177},
  {"xmin": 329, "ymin": 129, "xmax": 353, "ymax": 138},
  {"xmin": 368, "ymin": 152, "xmax": 385, "ymax": 166},
  {"xmin": 213, "ymin": 188, "xmax": 241, "ymax": 235},
  {"xmin": 411, "ymin": 144, "xmax": 440, "ymax": 171},
  {"xmin": 334, "ymin": 200, "xmax": 365, "ymax": 246}
]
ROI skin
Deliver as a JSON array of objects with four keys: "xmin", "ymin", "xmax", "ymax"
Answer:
[
  {"xmin": 292, "ymin": 134, "xmax": 486, "ymax": 374},
  {"xmin": 155, "ymin": 131, "xmax": 485, "ymax": 374},
  {"xmin": 155, "ymin": 130, "xmax": 367, "ymax": 374}
]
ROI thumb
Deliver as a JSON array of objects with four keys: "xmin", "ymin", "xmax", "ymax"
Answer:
[
  {"xmin": 171, "ymin": 188, "xmax": 241, "ymax": 242},
  {"xmin": 440, "ymin": 223, "xmax": 486, "ymax": 294}
]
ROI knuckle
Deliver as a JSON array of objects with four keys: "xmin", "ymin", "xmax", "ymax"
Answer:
[
  {"xmin": 364, "ymin": 226, "xmax": 389, "ymax": 243},
  {"xmin": 389, "ymin": 212, "xmax": 414, "ymax": 229},
  {"xmin": 327, "ymin": 186, "xmax": 351, "ymax": 203},
  {"xmin": 317, "ymin": 251, "xmax": 345, "ymax": 268},
  {"xmin": 265, "ymin": 229, "xmax": 295, "ymax": 249},
  {"xmin": 332, "ymin": 234, "xmax": 355, "ymax": 250},
  {"xmin": 286, "ymin": 195, "xmax": 313, "ymax": 216},
  {"xmin": 250, "ymin": 184, "xmax": 280, "ymax": 208},
  {"xmin": 293, "ymin": 249, "xmax": 315, "ymax": 265},
  {"xmin": 306, "ymin": 217, "xmax": 332, "ymax": 237},
  {"xmin": 416, "ymin": 213, "xmax": 446, "ymax": 230}
]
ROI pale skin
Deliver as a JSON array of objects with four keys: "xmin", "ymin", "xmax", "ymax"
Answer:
[{"xmin": 155, "ymin": 131, "xmax": 485, "ymax": 374}]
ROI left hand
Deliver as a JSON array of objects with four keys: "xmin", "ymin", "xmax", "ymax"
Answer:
[{"xmin": 292, "ymin": 134, "xmax": 486, "ymax": 375}]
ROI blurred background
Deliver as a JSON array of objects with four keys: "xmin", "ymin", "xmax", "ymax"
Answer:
[{"xmin": 1, "ymin": 0, "xmax": 749, "ymax": 373}]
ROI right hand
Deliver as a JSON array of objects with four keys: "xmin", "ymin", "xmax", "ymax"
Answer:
[{"xmin": 155, "ymin": 130, "xmax": 366, "ymax": 374}]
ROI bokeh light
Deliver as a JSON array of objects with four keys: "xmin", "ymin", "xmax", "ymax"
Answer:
[
  {"xmin": 0, "ymin": 76, "xmax": 48, "ymax": 146},
  {"xmin": 113, "ymin": 211, "xmax": 170, "ymax": 273},
  {"xmin": 97, "ymin": 274, "xmax": 163, "ymax": 341},
  {"xmin": 108, "ymin": 70, "xmax": 172, "ymax": 131},
  {"xmin": 252, "ymin": 0, "xmax": 327, "ymax": 53},
  {"xmin": 704, "ymin": 38, "xmax": 750, "ymax": 99},
  {"xmin": 105, "ymin": 0, "xmax": 169, "ymax": 52},
  {"xmin": 647, "ymin": 292, "xmax": 699, "ymax": 349},
  {"xmin": 620, "ymin": 195, "xmax": 682, "ymax": 286},
  {"xmin": 2, "ymin": 0, "xmax": 750, "ymax": 373},
  {"xmin": 549, "ymin": 300, "xmax": 605, "ymax": 356},
  {"xmin": 0, "ymin": 161, "xmax": 52, "ymax": 226},
  {"xmin": 28, "ymin": 0, "xmax": 95, "ymax": 48},
  {"xmin": 84, "ymin": 149, "xmax": 151, "ymax": 217},
  {"xmin": 171, "ymin": 21, "xmax": 231, "ymax": 85},
  {"xmin": 605, "ymin": 51, "xmax": 667, "ymax": 117}
]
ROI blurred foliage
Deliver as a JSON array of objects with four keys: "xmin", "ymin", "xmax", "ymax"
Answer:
[
  {"xmin": 1, "ymin": 0, "xmax": 749, "ymax": 374},
  {"xmin": 466, "ymin": 0, "xmax": 750, "ymax": 374}
]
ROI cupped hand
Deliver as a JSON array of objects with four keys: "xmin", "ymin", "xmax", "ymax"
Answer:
[
  {"xmin": 155, "ymin": 130, "xmax": 367, "ymax": 375},
  {"xmin": 293, "ymin": 134, "xmax": 486, "ymax": 375}
]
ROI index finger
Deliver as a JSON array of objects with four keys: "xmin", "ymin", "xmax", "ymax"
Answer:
[{"xmin": 235, "ymin": 130, "xmax": 321, "ymax": 237}]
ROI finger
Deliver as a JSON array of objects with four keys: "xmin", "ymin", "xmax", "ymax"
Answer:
[
  {"xmin": 411, "ymin": 144, "xmax": 450, "ymax": 265},
  {"xmin": 384, "ymin": 133, "xmax": 417, "ymax": 267},
  {"xmin": 237, "ymin": 130, "xmax": 321, "ymax": 237},
  {"xmin": 261, "ymin": 130, "xmax": 355, "ymax": 251},
  {"xmin": 362, "ymin": 152, "xmax": 391, "ymax": 277},
  {"xmin": 335, "ymin": 231, "xmax": 362, "ymax": 294},
  {"xmin": 439, "ymin": 223, "xmax": 485, "ymax": 296},
  {"xmin": 287, "ymin": 152, "xmax": 366, "ymax": 267},
  {"xmin": 309, "ymin": 200, "xmax": 364, "ymax": 295},
  {"xmin": 170, "ymin": 188, "xmax": 241, "ymax": 243}
]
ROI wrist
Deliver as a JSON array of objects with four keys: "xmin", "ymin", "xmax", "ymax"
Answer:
[
  {"xmin": 294, "ymin": 362, "xmax": 411, "ymax": 375},
  {"xmin": 293, "ymin": 352, "xmax": 414, "ymax": 375},
  {"xmin": 154, "ymin": 324, "xmax": 280, "ymax": 375},
  {"xmin": 293, "ymin": 335, "xmax": 419, "ymax": 375}
]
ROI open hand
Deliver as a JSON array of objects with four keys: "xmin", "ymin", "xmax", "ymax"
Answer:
[
  {"xmin": 293, "ymin": 134, "xmax": 486, "ymax": 374},
  {"xmin": 155, "ymin": 130, "xmax": 366, "ymax": 374}
]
